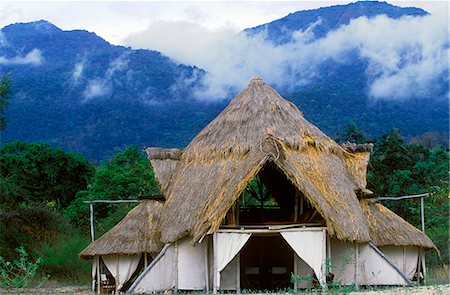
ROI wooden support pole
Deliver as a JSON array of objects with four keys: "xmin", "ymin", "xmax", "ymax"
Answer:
[
  {"xmin": 174, "ymin": 241, "xmax": 178, "ymax": 293},
  {"xmin": 355, "ymin": 244, "xmax": 359, "ymax": 290},
  {"xmin": 89, "ymin": 202, "xmax": 95, "ymax": 242},
  {"xmin": 420, "ymin": 197, "xmax": 427, "ymax": 283},
  {"xmin": 236, "ymin": 253, "xmax": 241, "ymax": 294},
  {"xmin": 96, "ymin": 256, "xmax": 101, "ymax": 294},
  {"xmin": 213, "ymin": 233, "xmax": 218, "ymax": 294},
  {"xmin": 293, "ymin": 254, "xmax": 298, "ymax": 290},
  {"xmin": 204, "ymin": 237, "xmax": 209, "ymax": 293}
]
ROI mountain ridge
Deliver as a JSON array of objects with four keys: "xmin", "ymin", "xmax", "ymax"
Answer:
[{"xmin": 1, "ymin": 1, "xmax": 448, "ymax": 161}]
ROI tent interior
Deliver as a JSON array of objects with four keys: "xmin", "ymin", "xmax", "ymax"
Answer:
[
  {"xmin": 223, "ymin": 162, "xmax": 326, "ymax": 227},
  {"xmin": 218, "ymin": 162, "xmax": 326, "ymax": 291},
  {"xmin": 239, "ymin": 234, "xmax": 293, "ymax": 290}
]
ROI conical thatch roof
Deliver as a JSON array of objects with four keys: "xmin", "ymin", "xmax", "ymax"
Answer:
[
  {"xmin": 159, "ymin": 77, "xmax": 372, "ymax": 244},
  {"xmin": 79, "ymin": 200, "xmax": 164, "ymax": 259},
  {"xmin": 146, "ymin": 148, "xmax": 182, "ymax": 195},
  {"xmin": 360, "ymin": 199, "xmax": 436, "ymax": 250}
]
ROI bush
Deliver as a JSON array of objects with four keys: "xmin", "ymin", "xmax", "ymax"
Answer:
[
  {"xmin": 35, "ymin": 229, "xmax": 91, "ymax": 283},
  {"xmin": 0, "ymin": 246, "xmax": 41, "ymax": 288}
]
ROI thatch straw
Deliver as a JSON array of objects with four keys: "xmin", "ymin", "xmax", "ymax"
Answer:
[
  {"xmin": 159, "ymin": 77, "xmax": 371, "ymax": 244},
  {"xmin": 360, "ymin": 199, "xmax": 436, "ymax": 250},
  {"xmin": 79, "ymin": 200, "xmax": 164, "ymax": 259},
  {"xmin": 145, "ymin": 148, "xmax": 182, "ymax": 195}
]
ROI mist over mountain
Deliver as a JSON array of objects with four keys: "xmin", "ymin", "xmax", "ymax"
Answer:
[{"xmin": 1, "ymin": 1, "xmax": 448, "ymax": 161}]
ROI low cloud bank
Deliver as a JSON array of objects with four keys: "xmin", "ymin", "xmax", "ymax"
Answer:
[
  {"xmin": 125, "ymin": 12, "xmax": 448, "ymax": 102},
  {"xmin": 0, "ymin": 48, "xmax": 43, "ymax": 66}
]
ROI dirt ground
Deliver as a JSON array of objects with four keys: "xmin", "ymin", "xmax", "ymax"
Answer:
[{"xmin": 0, "ymin": 284, "xmax": 449, "ymax": 294}]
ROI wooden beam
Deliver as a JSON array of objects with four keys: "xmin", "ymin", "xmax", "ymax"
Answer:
[
  {"xmin": 83, "ymin": 199, "xmax": 140, "ymax": 204},
  {"xmin": 376, "ymin": 193, "xmax": 428, "ymax": 201}
]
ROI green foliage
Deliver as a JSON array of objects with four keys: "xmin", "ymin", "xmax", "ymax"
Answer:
[
  {"xmin": 0, "ymin": 73, "xmax": 11, "ymax": 131},
  {"xmin": 65, "ymin": 145, "xmax": 159, "ymax": 228},
  {"xmin": 0, "ymin": 204, "xmax": 62, "ymax": 261},
  {"xmin": 336, "ymin": 122, "xmax": 369, "ymax": 144},
  {"xmin": 0, "ymin": 246, "xmax": 41, "ymax": 288},
  {"xmin": 34, "ymin": 228, "xmax": 90, "ymax": 282},
  {"xmin": 0, "ymin": 141, "xmax": 95, "ymax": 209},
  {"xmin": 367, "ymin": 129, "xmax": 449, "ymax": 266}
]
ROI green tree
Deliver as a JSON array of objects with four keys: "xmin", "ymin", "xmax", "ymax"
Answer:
[
  {"xmin": 0, "ymin": 73, "xmax": 11, "ymax": 132},
  {"xmin": 336, "ymin": 122, "xmax": 368, "ymax": 144},
  {"xmin": 65, "ymin": 145, "xmax": 160, "ymax": 230},
  {"xmin": 367, "ymin": 129, "xmax": 449, "ymax": 266},
  {"xmin": 0, "ymin": 141, "xmax": 95, "ymax": 209}
]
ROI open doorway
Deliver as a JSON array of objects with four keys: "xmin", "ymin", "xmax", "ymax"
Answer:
[{"xmin": 240, "ymin": 234, "xmax": 293, "ymax": 291}]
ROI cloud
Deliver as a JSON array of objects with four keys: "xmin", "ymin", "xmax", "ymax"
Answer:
[
  {"xmin": 72, "ymin": 62, "xmax": 84, "ymax": 82},
  {"xmin": 83, "ymin": 79, "xmax": 111, "ymax": 101},
  {"xmin": 81, "ymin": 53, "xmax": 129, "ymax": 101},
  {"xmin": 124, "ymin": 20, "xmax": 237, "ymax": 67},
  {"xmin": 0, "ymin": 48, "xmax": 43, "ymax": 65},
  {"xmin": 175, "ymin": 12, "xmax": 448, "ymax": 102}
]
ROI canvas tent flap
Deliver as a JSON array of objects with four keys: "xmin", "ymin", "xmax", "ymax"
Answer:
[
  {"xmin": 132, "ymin": 245, "xmax": 176, "ymax": 292},
  {"xmin": 281, "ymin": 230, "xmax": 326, "ymax": 286},
  {"xmin": 215, "ymin": 232, "xmax": 252, "ymax": 288},
  {"xmin": 102, "ymin": 254, "xmax": 141, "ymax": 290}
]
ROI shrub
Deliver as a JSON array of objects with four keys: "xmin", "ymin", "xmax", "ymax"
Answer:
[{"xmin": 0, "ymin": 246, "xmax": 41, "ymax": 288}]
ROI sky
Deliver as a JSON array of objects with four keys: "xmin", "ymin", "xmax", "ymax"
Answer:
[{"xmin": 1, "ymin": 0, "xmax": 448, "ymax": 101}]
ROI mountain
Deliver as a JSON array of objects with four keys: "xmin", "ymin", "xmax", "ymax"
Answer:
[
  {"xmin": 1, "ymin": 2, "xmax": 448, "ymax": 161},
  {"xmin": 0, "ymin": 20, "xmax": 224, "ymax": 160},
  {"xmin": 245, "ymin": 1, "xmax": 427, "ymax": 43},
  {"xmin": 244, "ymin": 1, "xmax": 447, "ymax": 144}
]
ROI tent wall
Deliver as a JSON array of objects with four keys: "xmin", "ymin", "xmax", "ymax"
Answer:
[
  {"xmin": 331, "ymin": 240, "xmax": 414, "ymax": 286},
  {"xmin": 132, "ymin": 245, "xmax": 176, "ymax": 292},
  {"xmin": 358, "ymin": 244, "xmax": 407, "ymax": 285},
  {"xmin": 330, "ymin": 239, "xmax": 356, "ymax": 285},
  {"xmin": 177, "ymin": 237, "xmax": 207, "ymax": 290},
  {"xmin": 379, "ymin": 246, "xmax": 420, "ymax": 280}
]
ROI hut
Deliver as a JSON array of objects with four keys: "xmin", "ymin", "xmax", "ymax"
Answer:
[
  {"xmin": 82, "ymin": 77, "xmax": 436, "ymax": 293},
  {"xmin": 79, "ymin": 198, "xmax": 164, "ymax": 292}
]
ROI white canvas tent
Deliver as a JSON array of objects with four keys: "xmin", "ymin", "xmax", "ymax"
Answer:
[{"xmin": 82, "ymin": 78, "xmax": 436, "ymax": 293}]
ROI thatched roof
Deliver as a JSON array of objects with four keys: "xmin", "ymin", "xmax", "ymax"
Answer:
[
  {"xmin": 360, "ymin": 199, "xmax": 436, "ymax": 250},
  {"xmin": 79, "ymin": 200, "xmax": 164, "ymax": 259},
  {"xmin": 146, "ymin": 148, "xmax": 182, "ymax": 195},
  {"xmin": 159, "ymin": 77, "xmax": 372, "ymax": 244}
]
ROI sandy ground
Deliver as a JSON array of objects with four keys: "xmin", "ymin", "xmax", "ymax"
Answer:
[{"xmin": 0, "ymin": 285, "xmax": 449, "ymax": 294}]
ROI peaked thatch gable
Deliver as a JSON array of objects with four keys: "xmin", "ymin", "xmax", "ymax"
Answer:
[
  {"xmin": 146, "ymin": 148, "xmax": 182, "ymax": 195},
  {"xmin": 360, "ymin": 199, "xmax": 436, "ymax": 250},
  {"xmin": 159, "ymin": 77, "xmax": 371, "ymax": 244},
  {"xmin": 79, "ymin": 200, "xmax": 164, "ymax": 259}
]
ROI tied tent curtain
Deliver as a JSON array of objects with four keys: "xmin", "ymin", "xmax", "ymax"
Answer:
[
  {"xmin": 281, "ymin": 230, "xmax": 326, "ymax": 286},
  {"xmin": 92, "ymin": 255, "xmax": 99, "ymax": 291},
  {"xmin": 102, "ymin": 254, "xmax": 142, "ymax": 290},
  {"xmin": 215, "ymin": 232, "xmax": 252, "ymax": 288}
]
